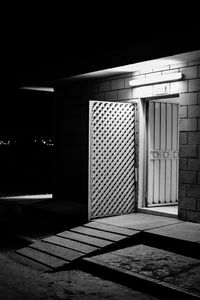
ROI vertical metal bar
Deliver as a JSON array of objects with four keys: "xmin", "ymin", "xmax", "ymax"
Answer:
[
  {"xmin": 148, "ymin": 101, "xmax": 154, "ymax": 205},
  {"xmin": 171, "ymin": 104, "xmax": 178, "ymax": 202},
  {"xmin": 160, "ymin": 103, "xmax": 166, "ymax": 203},
  {"xmin": 154, "ymin": 102, "xmax": 160, "ymax": 204},
  {"xmin": 177, "ymin": 104, "xmax": 180, "ymax": 202},
  {"xmin": 166, "ymin": 103, "xmax": 171, "ymax": 203}
]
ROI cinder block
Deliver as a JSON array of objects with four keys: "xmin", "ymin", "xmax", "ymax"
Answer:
[
  {"xmin": 179, "ymin": 92, "xmax": 197, "ymax": 105},
  {"xmin": 198, "ymin": 66, "xmax": 200, "ymax": 78},
  {"xmin": 179, "ymin": 119, "xmax": 197, "ymax": 131},
  {"xmin": 152, "ymin": 65, "xmax": 170, "ymax": 72},
  {"xmin": 188, "ymin": 79, "xmax": 200, "ymax": 92},
  {"xmin": 170, "ymin": 62, "xmax": 187, "ymax": 69},
  {"xmin": 180, "ymin": 171, "xmax": 196, "ymax": 184},
  {"xmin": 179, "ymin": 132, "xmax": 187, "ymax": 145},
  {"xmin": 198, "ymin": 92, "xmax": 200, "ymax": 104},
  {"xmin": 180, "ymin": 145, "xmax": 197, "ymax": 158},
  {"xmin": 170, "ymin": 81, "xmax": 187, "ymax": 94},
  {"xmin": 186, "ymin": 210, "xmax": 200, "ymax": 223},
  {"xmin": 91, "ymin": 92, "xmax": 105, "ymax": 101},
  {"xmin": 181, "ymin": 66, "xmax": 198, "ymax": 79},
  {"xmin": 187, "ymin": 184, "xmax": 200, "ymax": 197},
  {"xmin": 111, "ymin": 79, "xmax": 124, "ymax": 90},
  {"xmin": 118, "ymin": 89, "xmax": 132, "ymax": 100},
  {"xmin": 178, "ymin": 208, "xmax": 187, "ymax": 220},
  {"xmin": 99, "ymin": 81, "xmax": 110, "ymax": 92},
  {"xmin": 179, "ymin": 106, "xmax": 188, "ymax": 118},
  {"xmin": 198, "ymin": 118, "xmax": 200, "ymax": 131},
  {"xmin": 145, "ymin": 71, "xmax": 162, "ymax": 79},
  {"xmin": 197, "ymin": 198, "xmax": 200, "ymax": 211},
  {"xmin": 188, "ymin": 132, "xmax": 200, "ymax": 144},
  {"xmin": 179, "ymin": 184, "xmax": 187, "ymax": 196},
  {"xmin": 188, "ymin": 105, "xmax": 200, "ymax": 117},
  {"xmin": 188, "ymin": 60, "xmax": 200, "ymax": 66},
  {"xmin": 198, "ymin": 172, "xmax": 200, "ymax": 185},
  {"xmin": 104, "ymin": 90, "xmax": 118, "ymax": 101},
  {"xmin": 162, "ymin": 69, "xmax": 179, "ymax": 75},
  {"xmin": 188, "ymin": 159, "xmax": 200, "ymax": 170},
  {"xmin": 179, "ymin": 196, "xmax": 196, "ymax": 210},
  {"xmin": 179, "ymin": 158, "xmax": 188, "ymax": 170}
]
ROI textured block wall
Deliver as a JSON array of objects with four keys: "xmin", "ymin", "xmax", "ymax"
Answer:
[
  {"xmin": 128, "ymin": 60, "xmax": 200, "ymax": 223},
  {"xmin": 88, "ymin": 59, "xmax": 200, "ymax": 223},
  {"xmin": 55, "ymin": 56, "xmax": 200, "ymax": 223}
]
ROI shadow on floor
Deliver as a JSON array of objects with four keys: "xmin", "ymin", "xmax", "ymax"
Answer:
[{"xmin": 0, "ymin": 196, "xmax": 88, "ymax": 250}]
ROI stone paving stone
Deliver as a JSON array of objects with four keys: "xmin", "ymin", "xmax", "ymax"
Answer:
[
  {"xmin": 91, "ymin": 244, "xmax": 200, "ymax": 295},
  {"xmin": 96, "ymin": 213, "xmax": 182, "ymax": 231},
  {"xmin": 164, "ymin": 264, "xmax": 200, "ymax": 296},
  {"xmin": 146, "ymin": 222, "xmax": 200, "ymax": 242}
]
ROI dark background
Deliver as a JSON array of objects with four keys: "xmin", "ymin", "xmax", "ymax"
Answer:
[{"xmin": 1, "ymin": 5, "xmax": 199, "ymax": 195}]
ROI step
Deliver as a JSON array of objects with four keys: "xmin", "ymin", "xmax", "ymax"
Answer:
[
  {"xmin": 82, "ymin": 244, "xmax": 200, "ymax": 299},
  {"xmin": 15, "ymin": 221, "xmax": 140, "ymax": 271}
]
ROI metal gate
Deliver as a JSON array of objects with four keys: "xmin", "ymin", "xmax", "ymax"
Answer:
[
  {"xmin": 89, "ymin": 101, "xmax": 135, "ymax": 219},
  {"xmin": 147, "ymin": 101, "xmax": 179, "ymax": 206}
]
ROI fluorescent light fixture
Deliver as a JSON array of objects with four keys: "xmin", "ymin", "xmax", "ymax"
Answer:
[
  {"xmin": 129, "ymin": 72, "xmax": 183, "ymax": 87},
  {"xmin": 20, "ymin": 86, "xmax": 54, "ymax": 92}
]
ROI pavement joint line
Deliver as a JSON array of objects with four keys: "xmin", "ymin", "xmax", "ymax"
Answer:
[
  {"xmin": 94, "ymin": 221, "xmax": 185, "ymax": 232},
  {"xmin": 82, "ymin": 224, "xmax": 137, "ymax": 236},
  {"xmin": 142, "ymin": 221, "xmax": 185, "ymax": 231},
  {"xmin": 69, "ymin": 228, "xmax": 129, "ymax": 241},
  {"xmin": 82, "ymin": 257, "xmax": 200, "ymax": 299}
]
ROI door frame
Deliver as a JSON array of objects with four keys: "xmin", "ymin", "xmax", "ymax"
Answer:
[{"xmin": 137, "ymin": 95, "xmax": 180, "ymax": 210}]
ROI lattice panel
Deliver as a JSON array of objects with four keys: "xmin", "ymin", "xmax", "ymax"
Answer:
[{"xmin": 89, "ymin": 101, "xmax": 135, "ymax": 219}]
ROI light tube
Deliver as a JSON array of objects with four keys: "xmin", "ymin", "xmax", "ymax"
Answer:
[{"xmin": 129, "ymin": 72, "xmax": 183, "ymax": 87}]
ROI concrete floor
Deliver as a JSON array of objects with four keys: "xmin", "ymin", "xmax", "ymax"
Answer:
[{"xmin": 144, "ymin": 205, "xmax": 178, "ymax": 215}]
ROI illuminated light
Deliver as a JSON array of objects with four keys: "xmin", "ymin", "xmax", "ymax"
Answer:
[
  {"xmin": 0, "ymin": 194, "xmax": 53, "ymax": 200},
  {"xmin": 129, "ymin": 72, "xmax": 183, "ymax": 87},
  {"xmin": 20, "ymin": 86, "xmax": 54, "ymax": 92}
]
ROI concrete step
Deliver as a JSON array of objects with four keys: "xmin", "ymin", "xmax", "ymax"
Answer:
[{"xmin": 81, "ymin": 244, "xmax": 200, "ymax": 299}]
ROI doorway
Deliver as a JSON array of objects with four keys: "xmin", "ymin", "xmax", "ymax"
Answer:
[{"xmin": 139, "ymin": 98, "xmax": 179, "ymax": 217}]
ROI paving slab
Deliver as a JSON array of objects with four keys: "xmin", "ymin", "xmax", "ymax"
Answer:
[
  {"xmin": 17, "ymin": 247, "xmax": 69, "ymax": 269},
  {"xmin": 146, "ymin": 222, "xmax": 200, "ymax": 242},
  {"xmin": 89, "ymin": 244, "xmax": 200, "ymax": 298},
  {"xmin": 57, "ymin": 231, "xmax": 113, "ymax": 247},
  {"xmin": 95, "ymin": 213, "xmax": 182, "ymax": 231},
  {"xmin": 84, "ymin": 221, "xmax": 137, "ymax": 236}
]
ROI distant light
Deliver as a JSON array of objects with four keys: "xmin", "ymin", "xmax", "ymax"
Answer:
[
  {"xmin": 129, "ymin": 72, "xmax": 183, "ymax": 87},
  {"xmin": 20, "ymin": 86, "xmax": 54, "ymax": 92}
]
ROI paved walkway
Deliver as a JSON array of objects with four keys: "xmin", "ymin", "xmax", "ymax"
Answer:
[
  {"xmin": 15, "ymin": 220, "xmax": 139, "ymax": 271},
  {"xmin": 84, "ymin": 214, "xmax": 200, "ymax": 299},
  {"xmin": 14, "ymin": 213, "xmax": 200, "ymax": 298}
]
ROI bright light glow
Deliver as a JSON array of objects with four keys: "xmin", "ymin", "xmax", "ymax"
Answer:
[
  {"xmin": 20, "ymin": 87, "xmax": 54, "ymax": 92},
  {"xmin": 0, "ymin": 194, "xmax": 53, "ymax": 200},
  {"xmin": 129, "ymin": 72, "xmax": 183, "ymax": 87}
]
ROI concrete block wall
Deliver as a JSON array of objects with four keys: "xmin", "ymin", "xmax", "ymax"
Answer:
[
  {"xmin": 55, "ymin": 56, "xmax": 200, "ymax": 223},
  {"xmin": 88, "ymin": 59, "xmax": 200, "ymax": 223},
  {"xmin": 128, "ymin": 59, "xmax": 200, "ymax": 223}
]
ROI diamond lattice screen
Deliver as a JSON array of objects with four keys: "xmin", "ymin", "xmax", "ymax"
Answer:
[{"xmin": 89, "ymin": 101, "xmax": 135, "ymax": 219}]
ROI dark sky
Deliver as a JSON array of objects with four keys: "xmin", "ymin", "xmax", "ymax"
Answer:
[
  {"xmin": 1, "ymin": 5, "xmax": 199, "ymax": 138},
  {"xmin": 3, "ymin": 5, "xmax": 198, "ymax": 88}
]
